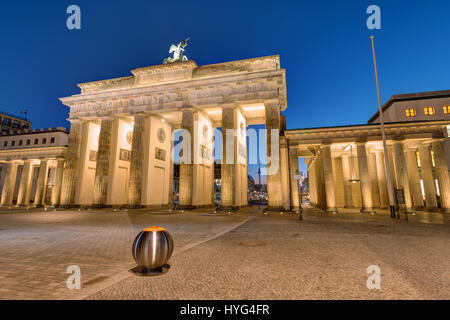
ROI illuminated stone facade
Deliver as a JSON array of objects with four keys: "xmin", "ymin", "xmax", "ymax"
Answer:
[
  {"xmin": 0, "ymin": 128, "xmax": 68, "ymax": 207},
  {"xmin": 286, "ymin": 120, "xmax": 450, "ymax": 213},
  {"xmin": 58, "ymin": 56, "xmax": 288, "ymax": 209}
]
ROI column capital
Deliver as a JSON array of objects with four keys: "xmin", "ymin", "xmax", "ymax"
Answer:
[
  {"xmin": 392, "ymin": 135, "xmax": 406, "ymax": 142},
  {"xmin": 97, "ymin": 116, "xmax": 115, "ymax": 121},
  {"xmin": 432, "ymin": 132, "xmax": 445, "ymax": 140},
  {"xmin": 263, "ymin": 100, "xmax": 280, "ymax": 108},
  {"xmin": 220, "ymin": 103, "xmax": 238, "ymax": 110},
  {"xmin": 419, "ymin": 141, "xmax": 432, "ymax": 148},
  {"xmin": 288, "ymin": 147, "xmax": 299, "ymax": 157},
  {"xmin": 66, "ymin": 118, "xmax": 83, "ymax": 125},
  {"xmin": 355, "ymin": 137, "xmax": 368, "ymax": 144}
]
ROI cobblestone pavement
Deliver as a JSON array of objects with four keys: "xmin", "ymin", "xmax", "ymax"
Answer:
[
  {"xmin": 0, "ymin": 207, "xmax": 252, "ymax": 300},
  {"xmin": 1, "ymin": 206, "xmax": 449, "ymax": 300}
]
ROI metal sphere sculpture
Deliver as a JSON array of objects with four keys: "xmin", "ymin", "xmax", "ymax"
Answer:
[{"xmin": 132, "ymin": 226, "xmax": 174, "ymax": 275}]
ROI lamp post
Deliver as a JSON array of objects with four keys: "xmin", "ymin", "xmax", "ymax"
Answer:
[{"xmin": 370, "ymin": 36, "xmax": 396, "ymax": 219}]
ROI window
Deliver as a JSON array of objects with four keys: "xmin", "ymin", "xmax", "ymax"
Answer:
[
  {"xmin": 26, "ymin": 139, "xmax": 30, "ymax": 145},
  {"xmin": 11, "ymin": 140, "xmax": 15, "ymax": 146},
  {"xmin": 19, "ymin": 140, "xmax": 23, "ymax": 146},
  {"xmin": 2, "ymin": 118, "xmax": 11, "ymax": 126},
  {"xmin": 424, "ymin": 106, "xmax": 435, "ymax": 115},
  {"xmin": 42, "ymin": 138, "xmax": 47, "ymax": 144},
  {"xmin": 23, "ymin": 123, "xmax": 29, "ymax": 129},
  {"xmin": 50, "ymin": 137, "xmax": 55, "ymax": 143},
  {"xmin": 444, "ymin": 106, "xmax": 450, "ymax": 114},
  {"xmin": 34, "ymin": 138, "xmax": 38, "ymax": 145},
  {"xmin": 405, "ymin": 108, "xmax": 416, "ymax": 117},
  {"xmin": 3, "ymin": 141, "xmax": 7, "ymax": 147},
  {"xmin": 12, "ymin": 121, "xmax": 20, "ymax": 128}
]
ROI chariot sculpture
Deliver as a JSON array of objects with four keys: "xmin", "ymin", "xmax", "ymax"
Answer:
[{"xmin": 163, "ymin": 38, "xmax": 190, "ymax": 64}]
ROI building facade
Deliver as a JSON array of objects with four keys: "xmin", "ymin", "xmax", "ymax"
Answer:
[
  {"xmin": 285, "ymin": 90, "xmax": 450, "ymax": 213},
  {"xmin": 57, "ymin": 56, "xmax": 288, "ymax": 209},
  {"xmin": 0, "ymin": 128, "xmax": 69, "ymax": 207},
  {"xmin": 0, "ymin": 111, "xmax": 31, "ymax": 135},
  {"xmin": 0, "ymin": 57, "xmax": 448, "ymax": 215}
]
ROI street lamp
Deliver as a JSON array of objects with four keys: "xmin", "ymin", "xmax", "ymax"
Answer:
[{"xmin": 370, "ymin": 36, "xmax": 396, "ymax": 219}]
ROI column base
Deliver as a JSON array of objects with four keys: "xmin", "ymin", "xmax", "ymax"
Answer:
[
  {"xmin": 90, "ymin": 204, "xmax": 112, "ymax": 209},
  {"xmin": 266, "ymin": 206, "xmax": 287, "ymax": 212},
  {"xmin": 424, "ymin": 207, "xmax": 440, "ymax": 212},
  {"xmin": 439, "ymin": 208, "xmax": 450, "ymax": 214},
  {"xmin": 58, "ymin": 204, "xmax": 81, "ymax": 209},
  {"xmin": 360, "ymin": 208, "xmax": 376, "ymax": 213},
  {"xmin": 126, "ymin": 204, "xmax": 144, "ymax": 209},
  {"xmin": 176, "ymin": 205, "xmax": 195, "ymax": 210},
  {"xmin": 324, "ymin": 208, "xmax": 339, "ymax": 213}
]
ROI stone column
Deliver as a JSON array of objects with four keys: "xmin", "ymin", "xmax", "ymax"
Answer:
[
  {"xmin": 168, "ymin": 126, "xmax": 175, "ymax": 206},
  {"xmin": 179, "ymin": 109, "xmax": 194, "ymax": 208},
  {"xmin": 128, "ymin": 114, "xmax": 146, "ymax": 207},
  {"xmin": 289, "ymin": 148, "xmax": 300, "ymax": 209},
  {"xmin": 307, "ymin": 159, "xmax": 317, "ymax": 206},
  {"xmin": 367, "ymin": 152, "xmax": 381, "ymax": 208},
  {"xmin": 341, "ymin": 155, "xmax": 354, "ymax": 208},
  {"xmin": 280, "ymin": 137, "xmax": 290, "ymax": 210},
  {"xmin": 16, "ymin": 161, "xmax": 33, "ymax": 207},
  {"xmin": 375, "ymin": 150, "xmax": 389, "ymax": 209},
  {"xmin": 60, "ymin": 120, "xmax": 82, "ymax": 206},
  {"xmin": 93, "ymin": 118, "xmax": 114, "ymax": 207},
  {"xmin": 221, "ymin": 105, "xmax": 235, "ymax": 208},
  {"xmin": 431, "ymin": 139, "xmax": 450, "ymax": 212},
  {"xmin": 393, "ymin": 141, "xmax": 414, "ymax": 212},
  {"xmin": 406, "ymin": 149, "xmax": 424, "ymax": 209},
  {"xmin": 333, "ymin": 157, "xmax": 346, "ymax": 208},
  {"xmin": 265, "ymin": 102, "xmax": 283, "ymax": 210},
  {"xmin": 418, "ymin": 144, "xmax": 438, "ymax": 210},
  {"xmin": 320, "ymin": 144, "xmax": 338, "ymax": 212},
  {"xmin": 387, "ymin": 146, "xmax": 397, "ymax": 195},
  {"xmin": 51, "ymin": 159, "xmax": 65, "ymax": 207},
  {"xmin": 356, "ymin": 142, "xmax": 375, "ymax": 213},
  {"xmin": 0, "ymin": 162, "xmax": 19, "ymax": 207},
  {"xmin": 316, "ymin": 151, "xmax": 326, "ymax": 210},
  {"xmin": 33, "ymin": 160, "xmax": 48, "ymax": 207}
]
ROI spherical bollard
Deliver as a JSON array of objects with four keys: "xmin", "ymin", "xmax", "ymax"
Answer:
[{"xmin": 131, "ymin": 226, "xmax": 174, "ymax": 276}]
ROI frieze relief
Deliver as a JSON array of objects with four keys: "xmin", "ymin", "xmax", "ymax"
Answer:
[{"xmin": 67, "ymin": 76, "xmax": 282, "ymax": 118}]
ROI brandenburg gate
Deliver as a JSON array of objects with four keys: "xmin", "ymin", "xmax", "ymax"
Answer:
[{"xmin": 59, "ymin": 54, "xmax": 288, "ymax": 209}]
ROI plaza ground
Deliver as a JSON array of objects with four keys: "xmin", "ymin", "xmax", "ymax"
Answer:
[{"xmin": 0, "ymin": 206, "xmax": 449, "ymax": 300}]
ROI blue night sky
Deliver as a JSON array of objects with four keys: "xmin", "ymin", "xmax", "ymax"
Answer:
[{"xmin": 1, "ymin": 0, "xmax": 449, "ymax": 182}]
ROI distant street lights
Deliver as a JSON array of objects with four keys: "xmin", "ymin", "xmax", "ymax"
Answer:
[{"xmin": 370, "ymin": 36, "xmax": 396, "ymax": 219}]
